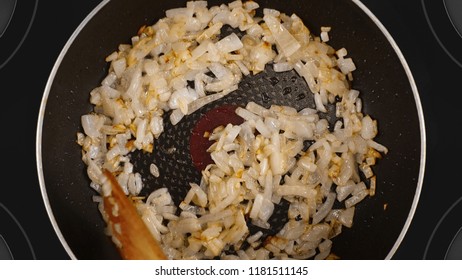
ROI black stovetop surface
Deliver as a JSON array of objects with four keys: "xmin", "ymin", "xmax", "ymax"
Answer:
[{"xmin": 0, "ymin": 0, "xmax": 461, "ymax": 260}]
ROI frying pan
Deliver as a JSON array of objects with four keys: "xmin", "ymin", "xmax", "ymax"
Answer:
[{"xmin": 36, "ymin": 0, "xmax": 426, "ymax": 260}]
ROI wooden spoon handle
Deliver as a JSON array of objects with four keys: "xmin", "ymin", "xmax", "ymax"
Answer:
[{"xmin": 102, "ymin": 169, "xmax": 167, "ymax": 260}]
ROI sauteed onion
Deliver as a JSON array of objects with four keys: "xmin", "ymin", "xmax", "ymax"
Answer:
[{"xmin": 76, "ymin": 0, "xmax": 387, "ymax": 259}]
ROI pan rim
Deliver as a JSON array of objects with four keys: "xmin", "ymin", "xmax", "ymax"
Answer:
[
  {"xmin": 36, "ymin": 0, "xmax": 426, "ymax": 260},
  {"xmin": 350, "ymin": 0, "xmax": 426, "ymax": 260},
  {"xmin": 35, "ymin": 0, "xmax": 112, "ymax": 260}
]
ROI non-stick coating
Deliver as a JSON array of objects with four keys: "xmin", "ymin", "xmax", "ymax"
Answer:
[{"xmin": 38, "ymin": 0, "xmax": 424, "ymax": 260}]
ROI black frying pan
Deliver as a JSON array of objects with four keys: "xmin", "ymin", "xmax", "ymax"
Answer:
[{"xmin": 36, "ymin": 0, "xmax": 426, "ymax": 260}]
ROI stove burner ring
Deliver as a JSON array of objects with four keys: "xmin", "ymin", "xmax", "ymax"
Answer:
[
  {"xmin": 443, "ymin": 0, "xmax": 462, "ymax": 39},
  {"xmin": 0, "ymin": 203, "xmax": 36, "ymax": 259},
  {"xmin": 422, "ymin": 0, "xmax": 462, "ymax": 68},
  {"xmin": 424, "ymin": 195, "xmax": 462, "ymax": 259},
  {"xmin": 0, "ymin": 0, "xmax": 17, "ymax": 38},
  {"xmin": 445, "ymin": 226, "xmax": 462, "ymax": 260},
  {"xmin": 0, "ymin": 234, "xmax": 13, "ymax": 260},
  {"xmin": 0, "ymin": 0, "xmax": 38, "ymax": 70}
]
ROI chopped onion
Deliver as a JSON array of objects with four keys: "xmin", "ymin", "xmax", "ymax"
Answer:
[{"xmin": 77, "ymin": 0, "xmax": 388, "ymax": 261}]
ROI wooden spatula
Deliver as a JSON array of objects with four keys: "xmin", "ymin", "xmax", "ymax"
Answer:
[{"xmin": 102, "ymin": 169, "xmax": 167, "ymax": 260}]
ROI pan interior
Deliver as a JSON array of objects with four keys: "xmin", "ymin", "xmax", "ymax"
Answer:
[{"xmin": 130, "ymin": 55, "xmax": 334, "ymax": 244}]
